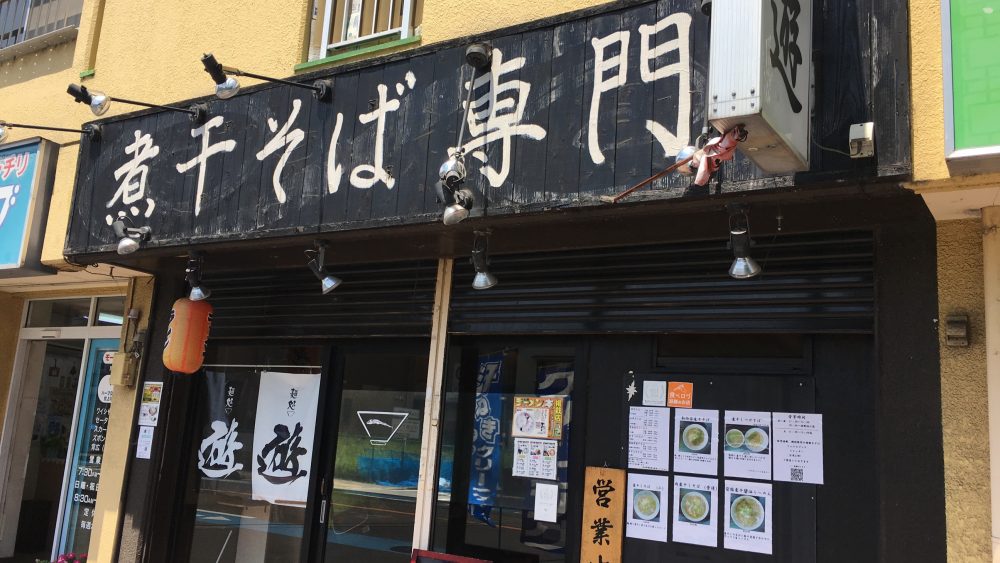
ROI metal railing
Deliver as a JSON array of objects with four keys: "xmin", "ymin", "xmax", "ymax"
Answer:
[
  {"xmin": 319, "ymin": 0, "xmax": 417, "ymax": 55},
  {"xmin": 0, "ymin": 0, "xmax": 82, "ymax": 50}
]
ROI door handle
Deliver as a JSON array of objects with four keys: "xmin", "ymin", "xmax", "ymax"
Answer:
[{"xmin": 320, "ymin": 499, "xmax": 327, "ymax": 524}]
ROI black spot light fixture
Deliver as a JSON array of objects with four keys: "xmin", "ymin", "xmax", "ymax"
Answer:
[
  {"xmin": 201, "ymin": 53, "xmax": 333, "ymax": 101},
  {"xmin": 0, "ymin": 120, "xmax": 101, "ymax": 143},
  {"xmin": 186, "ymin": 252, "xmax": 212, "ymax": 301},
  {"xmin": 305, "ymin": 241, "xmax": 342, "ymax": 295},
  {"xmin": 67, "ymin": 84, "xmax": 207, "ymax": 124},
  {"xmin": 112, "ymin": 216, "xmax": 150, "ymax": 255},
  {"xmin": 471, "ymin": 230, "xmax": 498, "ymax": 290},
  {"xmin": 727, "ymin": 203, "xmax": 761, "ymax": 280}
]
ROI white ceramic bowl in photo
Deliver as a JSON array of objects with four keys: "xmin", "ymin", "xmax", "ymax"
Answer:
[
  {"xmin": 634, "ymin": 490, "xmax": 660, "ymax": 521},
  {"xmin": 682, "ymin": 423, "xmax": 709, "ymax": 451},
  {"xmin": 681, "ymin": 491, "xmax": 710, "ymax": 522},
  {"xmin": 731, "ymin": 495, "xmax": 765, "ymax": 531},
  {"xmin": 744, "ymin": 427, "xmax": 769, "ymax": 453}
]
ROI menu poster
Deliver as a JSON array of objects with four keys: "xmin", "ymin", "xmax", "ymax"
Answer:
[
  {"xmin": 723, "ymin": 480, "xmax": 773, "ymax": 554},
  {"xmin": 674, "ymin": 409, "xmax": 719, "ymax": 475},
  {"xmin": 512, "ymin": 438, "xmax": 559, "ymax": 480},
  {"xmin": 534, "ymin": 483, "xmax": 560, "ymax": 523},
  {"xmin": 773, "ymin": 412, "xmax": 824, "ymax": 484},
  {"xmin": 723, "ymin": 411, "xmax": 772, "ymax": 480},
  {"xmin": 628, "ymin": 406, "xmax": 671, "ymax": 471},
  {"xmin": 626, "ymin": 473, "xmax": 670, "ymax": 542},
  {"xmin": 512, "ymin": 395, "xmax": 566, "ymax": 440},
  {"xmin": 672, "ymin": 476, "xmax": 718, "ymax": 547},
  {"xmin": 581, "ymin": 467, "xmax": 625, "ymax": 563}
]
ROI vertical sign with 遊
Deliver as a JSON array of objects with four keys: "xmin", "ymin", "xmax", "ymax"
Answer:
[{"xmin": 580, "ymin": 466, "xmax": 625, "ymax": 563}]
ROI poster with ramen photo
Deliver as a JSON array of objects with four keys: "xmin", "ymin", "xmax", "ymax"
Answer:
[
  {"xmin": 672, "ymin": 476, "xmax": 718, "ymax": 547},
  {"xmin": 723, "ymin": 480, "xmax": 773, "ymax": 554},
  {"xmin": 723, "ymin": 411, "xmax": 772, "ymax": 480},
  {"xmin": 673, "ymin": 409, "xmax": 719, "ymax": 475},
  {"xmin": 626, "ymin": 472, "xmax": 670, "ymax": 542}
]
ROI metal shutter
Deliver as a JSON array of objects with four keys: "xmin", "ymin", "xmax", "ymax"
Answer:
[{"xmin": 449, "ymin": 231, "xmax": 875, "ymax": 334}]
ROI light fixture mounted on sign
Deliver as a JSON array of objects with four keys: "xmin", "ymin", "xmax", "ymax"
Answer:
[
  {"xmin": 67, "ymin": 84, "xmax": 207, "ymax": 124},
  {"xmin": 305, "ymin": 241, "xmax": 342, "ymax": 295},
  {"xmin": 0, "ymin": 120, "xmax": 101, "ymax": 143},
  {"xmin": 727, "ymin": 203, "xmax": 761, "ymax": 280},
  {"xmin": 186, "ymin": 252, "xmax": 212, "ymax": 301},
  {"xmin": 111, "ymin": 217, "xmax": 151, "ymax": 255},
  {"xmin": 434, "ymin": 43, "xmax": 492, "ymax": 225},
  {"xmin": 471, "ymin": 230, "xmax": 498, "ymax": 290},
  {"xmin": 201, "ymin": 53, "xmax": 333, "ymax": 102}
]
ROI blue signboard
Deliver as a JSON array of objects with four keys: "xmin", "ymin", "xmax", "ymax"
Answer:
[{"xmin": 0, "ymin": 141, "xmax": 41, "ymax": 268}]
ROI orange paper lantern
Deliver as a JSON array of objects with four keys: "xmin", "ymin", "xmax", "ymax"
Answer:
[{"xmin": 163, "ymin": 298, "xmax": 213, "ymax": 374}]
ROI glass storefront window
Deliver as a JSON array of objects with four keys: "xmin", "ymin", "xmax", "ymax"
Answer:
[
  {"xmin": 26, "ymin": 299, "xmax": 92, "ymax": 328},
  {"xmin": 433, "ymin": 343, "xmax": 576, "ymax": 562},
  {"xmin": 95, "ymin": 297, "xmax": 125, "ymax": 326},
  {"xmin": 182, "ymin": 345, "xmax": 323, "ymax": 563},
  {"xmin": 323, "ymin": 348, "xmax": 429, "ymax": 562}
]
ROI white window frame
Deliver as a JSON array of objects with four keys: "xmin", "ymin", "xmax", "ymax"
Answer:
[{"xmin": 316, "ymin": 0, "xmax": 417, "ymax": 57}]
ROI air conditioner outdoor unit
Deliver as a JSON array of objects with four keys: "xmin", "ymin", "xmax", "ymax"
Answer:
[{"xmin": 707, "ymin": 0, "xmax": 812, "ymax": 173}]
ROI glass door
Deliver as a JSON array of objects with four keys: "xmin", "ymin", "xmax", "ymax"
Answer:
[
  {"xmin": 431, "ymin": 338, "xmax": 584, "ymax": 563},
  {"xmin": 317, "ymin": 341, "xmax": 430, "ymax": 562}
]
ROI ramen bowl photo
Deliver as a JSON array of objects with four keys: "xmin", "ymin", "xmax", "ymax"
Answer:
[
  {"xmin": 681, "ymin": 491, "xmax": 710, "ymax": 523},
  {"xmin": 730, "ymin": 495, "xmax": 765, "ymax": 531},
  {"xmin": 725, "ymin": 428, "xmax": 745, "ymax": 449},
  {"xmin": 682, "ymin": 423, "xmax": 709, "ymax": 451},
  {"xmin": 744, "ymin": 427, "xmax": 769, "ymax": 453},
  {"xmin": 633, "ymin": 489, "xmax": 660, "ymax": 521}
]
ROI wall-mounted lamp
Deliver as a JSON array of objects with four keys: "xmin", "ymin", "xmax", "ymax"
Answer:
[
  {"xmin": 68, "ymin": 84, "xmax": 207, "ymax": 124},
  {"xmin": 112, "ymin": 217, "xmax": 151, "ymax": 255},
  {"xmin": 0, "ymin": 120, "xmax": 101, "ymax": 143},
  {"xmin": 727, "ymin": 203, "xmax": 761, "ymax": 280},
  {"xmin": 945, "ymin": 314, "xmax": 969, "ymax": 347},
  {"xmin": 306, "ymin": 241, "xmax": 342, "ymax": 294},
  {"xmin": 471, "ymin": 231, "xmax": 498, "ymax": 290},
  {"xmin": 186, "ymin": 252, "xmax": 211, "ymax": 301},
  {"xmin": 201, "ymin": 53, "xmax": 333, "ymax": 101}
]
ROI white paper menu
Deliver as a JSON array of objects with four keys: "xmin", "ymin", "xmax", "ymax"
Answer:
[
  {"xmin": 723, "ymin": 480, "xmax": 773, "ymax": 554},
  {"xmin": 628, "ymin": 406, "xmax": 671, "ymax": 472},
  {"xmin": 626, "ymin": 472, "xmax": 670, "ymax": 542},
  {"xmin": 723, "ymin": 411, "xmax": 772, "ymax": 480},
  {"xmin": 672, "ymin": 475, "xmax": 718, "ymax": 547},
  {"xmin": 773, "ymin": 412, "xmax": 824, "ymax": 484},
  {"xmin": 673, "ymin": 409, "xmax": 719, "ymax": 475}
]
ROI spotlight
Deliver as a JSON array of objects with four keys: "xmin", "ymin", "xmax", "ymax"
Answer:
[
  {"xmin": 439, "ymin": 155, "xmax": 467, "ymax": 183},
  {"xmin": 111, "ymin": 217, "xmax": 151, "ymax": 255},
  {"xmin": 471, "ymin": 231, "xmax": 498, "ymax": 290},
  {"xmin": 675, "ymin": 145, "xmax": 699, "ymax": 176},
  {"xmin": 0, "ymin": 120, "xmax": 101, "ymax": 144},
  {"xmin": 465, "ymin": 43, "xmax": 493, "ymax": 70},
  {"xmin": 435, "ymin": 179, "xmax": 474, "ymax": 226},
  {"xmin": 727, "ymin": 204, "xmax": 761, "ymax": 279},
  {"xmin": 201, "ymin": 53, "xmax": 333, "ymax": 101},
  {"xmin": 68, "ymin": 84, "xmax": 207, "ymax": 123},
  {"xmin": 306, "ymin": 241, "xmax": 341, "ymax": 294},
  {"xmin": 700, "ymin": 0, "xmax": 712, "ymax": 16},
  {"xmin": 186, "ymin": 252, "xmax": 211, "ymax": 301}
]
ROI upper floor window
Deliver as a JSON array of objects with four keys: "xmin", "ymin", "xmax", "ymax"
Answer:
[
  {"xmin": 943, "ymin": 0, "xmax": 1000, "ymax": 164},
  {"xmin": 0, "ymin": 0, "xmax": 83, "ymax": 50},
  {"xmin": 308, "ymin": 0, "xmax": 422, "ymax": 61}
]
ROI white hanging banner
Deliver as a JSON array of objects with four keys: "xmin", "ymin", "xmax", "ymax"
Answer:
[{"xmin": 252, "ymin": 371, "xmax": 321, "ymax": 506}]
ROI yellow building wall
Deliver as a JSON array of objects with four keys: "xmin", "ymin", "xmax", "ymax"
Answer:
[
  {"xmin": 937, "ymin": 219, "xmax": 992, "ymax": 562},
  {"xmin": 420, "ymin": 0, "xmax": 611, "ymax": 43}
]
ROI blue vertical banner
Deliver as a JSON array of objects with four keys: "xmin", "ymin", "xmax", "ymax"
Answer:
[
  {"xmin": 468, "ymin": 352, "xmax": 505, "ymax": 525},
  {"xmin": 0, "ymin": 141, "xmax": 40, "ymax": 268},
  {"xmin": 57, "ymin": 339, "xmax": 118, "ymax": 559}
]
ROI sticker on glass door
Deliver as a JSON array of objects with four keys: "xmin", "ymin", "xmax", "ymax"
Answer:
[{"xmin": 356, "ymin": 411, "xmax": 409, "ymax": 445}]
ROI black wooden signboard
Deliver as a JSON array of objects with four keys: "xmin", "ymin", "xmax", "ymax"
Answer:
[{"xmin": 65, "ymin": 0, "xmax": 910, "ymax": 257}]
